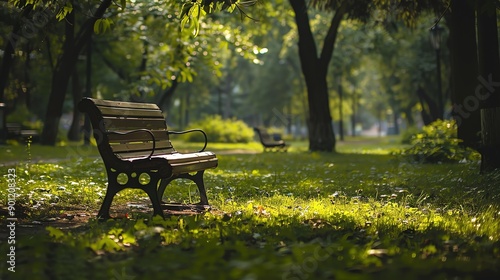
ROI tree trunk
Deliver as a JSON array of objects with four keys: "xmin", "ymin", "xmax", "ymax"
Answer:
[
  {"xmin": 417, "ymin": 86, "xmax": 439, "ymax": 125},
  {"xmin": 67, "ymin": 69, "xmax": 82, "ymax": 141},
  {"xmin": 307, "ymin": 78, "xmax": 336, "ymax": 151},
  {"xmin": 157, "ymin": 78, "xmax": 179, "ymax": 113},
  {"xmin": 84, "ymin": 35, "xmax": 92, "ymax": 146},
  {"xmin": 23, "ymin": 43, "xmax": 32, "ymax": 110},
  {"xmin": 338, "ymin": 79, "xmax": 344, "ymax": 141},
  {"xmin": 403, "ymin": 106, "xmax": 415, "ymax": 127},
  {"xmin": 481, "ymin": 108, "xmax": 500, "ymax": 172},
  {"xmin": 351, "ymin": 92, "xmax": 356, "ymax": 137},
  {"xmin": 65, "ymin": 6, "xmax": 80, "ymax": 142},
  {"xmin": 393, "ymin": 110, "xmax": 399, "ymax": 135},
  {"xmin": 223, "ymin": 73, "xmax": 233, "ymax": 119},
  {"xmin": 290, "ymin": 0, "xmax": 344, "ymax": 152},
  {"xmin": 449, "ymin": 0, "xmax": 481, "ymax": 148},
  {"xmin": 40, "ymin": 0, "xmax": 112, "ymax": 145},
  {"xmin": 477, "ymin": 0, "xmax": 500, "ymax": 171},
  {"xmin": 0, "ymin": 5, "xmax": 33, "ymax": 103},
  {"xmin": 41, "ymin": 7, "xmax": 75, "ymax": 145}
]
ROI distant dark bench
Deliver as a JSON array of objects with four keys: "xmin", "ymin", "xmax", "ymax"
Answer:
[
  {"xmin": 6, "ymin": 123, "xmax": 39, "ymax": 142},
  {"xmin": 78, "ymin": 98, "xmax": 218, "ymax": 219},
  {"xmin": 253, "ymin": 127, "xmax": 288, "ymax": 152}
]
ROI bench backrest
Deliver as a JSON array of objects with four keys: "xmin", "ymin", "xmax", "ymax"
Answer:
[
  {"xmin": 78, "ymin": 98, "xmax": 175, "ymax": 160},
  {"xmin": 254, "ymin": 127, "xmax": 278, "ymax": 144}
]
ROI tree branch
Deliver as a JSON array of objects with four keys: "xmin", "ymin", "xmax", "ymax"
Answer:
[{"xmin": 319, "ymin": 1, "xmax": 348, "ymax": 72}]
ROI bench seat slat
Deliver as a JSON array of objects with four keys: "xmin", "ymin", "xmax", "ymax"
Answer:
[
  {"xmin": 122, "ymin": 153, "xmax": 218, "ymax": 175},
  {"xmin": 121, "ymin": 151, "xmax": 216, "ymax": 163},
  {"xmin": 163, "ymin": 151, "xmax": 217, "ymax": 164},
  {"xmin": 170, "ymin": 158, "xmax": 218, "ymax": 175}
]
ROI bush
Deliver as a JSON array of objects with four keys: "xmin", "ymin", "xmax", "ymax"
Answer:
[
  {"xmin": 183, "ymin": 115, "xmax": 255, "ymax": 143},
  {"xmin": 399, "ymin": 119, "xmax": 479, "ymax": 163},
  {"xmin": 400, "ymin": 126, "xmax": 421, "ymax": 144}
]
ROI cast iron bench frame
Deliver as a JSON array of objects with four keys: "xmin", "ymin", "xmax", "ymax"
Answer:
[
  {"xmin": 253, "ymin": 127, "xmax": 288, "ymax": 152},
  {"xmin": 78, "ymin": 98, "xmax": 218, "ymax": 219}
]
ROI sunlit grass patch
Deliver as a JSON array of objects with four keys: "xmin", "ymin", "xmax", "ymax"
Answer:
[{"xmin": 0, "ymin": 138, "xmax": 499, "ymax": 279}]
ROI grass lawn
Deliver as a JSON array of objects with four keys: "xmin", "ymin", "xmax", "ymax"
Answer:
[{"xmin": 1, "ymin": 137, "xmax": 499, "ymax": 279}]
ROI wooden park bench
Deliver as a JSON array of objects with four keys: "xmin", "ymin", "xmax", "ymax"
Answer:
[
  {"xmin": 78, "ymin": 98, "xmax": 218, "ymax": 219},
  {"xmin": 253, "ymin": 127, "xmax": 288, "ymax": 152},
  {"xmin": 5, "ymin": 123, "xmax": 39, "ymax": 142}
]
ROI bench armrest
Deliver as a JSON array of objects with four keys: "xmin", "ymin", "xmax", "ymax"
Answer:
[
  {"xmin": 107, "ymin": 129, "xmax": 156, "ymax": 159},
  {"xmin": 168, "ymin": 129, "xmax": 208, "ymax": 152}
]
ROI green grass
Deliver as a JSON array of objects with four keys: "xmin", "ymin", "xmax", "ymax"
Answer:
[
  {"xmin": 1, "ymin": 138, "xmax": 499, "ymax": 279},
  {"xmin": 0, "ymin": 141, "xmax": 101, "ymax": 164}
]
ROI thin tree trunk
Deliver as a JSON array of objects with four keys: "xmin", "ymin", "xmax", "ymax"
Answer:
[
  {"xmin": 67, "ymin": 69, "xmax": 82, "ymax": 141},
  {"xmin": 338, "ymin": 78, "xmax": 344, "ymax": 141},
  {"xmin": 24, "ymin": 43, "xmax": 32, "ymax": 110},
  {"xmin": 84, "ymin": 34, "xmax": 92, "ymax": 146},
  {"xmin": 0, "ymin": 5, "xmax": 33, "ymax": 103},
  {"xmin": 65, "ymin": 6, "xmax": 80, "ymax": 142},
  {"xmin": 393, "ymin": 111, "xmax": 399, "ymax": 135},
  {"xmin": 157, "ymin": 78, "xmax": 179, "ymax": 113},
  {"xmin": 351, "ymin": 91, "xmax": 356, "ymax": 137},
  {"xmin": 403, "ymin": 106, "xmax": 415, "ymax": 127}
]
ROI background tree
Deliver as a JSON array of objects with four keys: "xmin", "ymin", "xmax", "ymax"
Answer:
[
  {"xmin": 288, "ymin": 0, "xmax": 372, "ymax": 152},
  {"xmin": 39, "ymin": 0, "xmax": 112, "ymax": 145},
  {"xmin": 476, "ymin": 0, "xmax": 500, "ymax": 171}
]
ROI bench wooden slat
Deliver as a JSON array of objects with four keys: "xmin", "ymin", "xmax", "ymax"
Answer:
[
  {"xmin": 97, "ymin": 106, "xmax": 165, "ymax": 118},
  {"xmin": 170, "ymin": 158, "xmax": 219, "ymax": 175},
  {"xmin": 164, "ymin": 151, "xmax": 216, "ymax": 164},
  {"xmin": 110, "ymin": 140, "xmax": 174, "ymax": 153},
  {"xmin": 115, "ymin": 148, "xmax": 177, "ymax": 159},
  {"xmin": 91, "ymin": 98, "xmax": 160, "ymax": 110},
  {"xmin": 103, "ymin": 117, "xmax": 167, "ymax": 130},
  {"xmin": 107, "ymin": 130, "xmax": 169, "ymax": 143}
]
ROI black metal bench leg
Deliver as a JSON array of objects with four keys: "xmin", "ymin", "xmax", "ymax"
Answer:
[
  {"xmin": 98, "ymin": 182, "xmax": 119, "ymax": 220},
  {"xmin": 144, "ymin": 183, "xmax": 164, "ymax": 218},
  {"xmin": 193, "ymin": 171, "xmax": 209, "ymax": 205}
]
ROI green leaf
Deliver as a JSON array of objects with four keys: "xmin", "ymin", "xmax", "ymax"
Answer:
[
  {"xmin": 94, "ymin": 19, "xmax": 103, "ymax": 34},
  {"xmin": 55, "ymin": 3, "xmax": 73, "ymax": 21},
  {"xmin": 46, "ymin": 226, "xmax": 65, "ymax": 240},
  {"xmin": 134, "ymin": 219, "xmax": 148, "ymax": 231},
  {"xmin": 94, "ymin": 18, "xmax": 114, "ymax": 34},
  {"xmin": 120, "ymin": 0, "xmax": 126, "ymax": 9},
  {"xmin": 193, "ymin": 18, "xmax": 200, "ymax": 36},
  {"xmin": 181, "ymin": 15, "xmax": 190, "ymax": 31},
  {"xmin": 180, "ymin": 2, "xmax": 194, "ymax": 19},
  {"xmin": 102, "ymin": 18, "xmax": 114, "ymax": 33}
]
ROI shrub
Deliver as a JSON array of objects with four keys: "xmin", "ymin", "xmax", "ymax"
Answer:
[
  {"xmin": 399, "ymin": 119, "xmax": 479, "ymax": 163},
  {"xmin": 183, "ymin": 115, "xmax": 255, "ymax": 143},
  {"xmin": 400, "ymin": 126, "xmax": 421, "ymax": 144}
]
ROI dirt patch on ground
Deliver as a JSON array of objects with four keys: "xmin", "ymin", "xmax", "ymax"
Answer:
[{"xmin": 1, "ymin": 203, "xmax": 217, "ymax": 239}]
